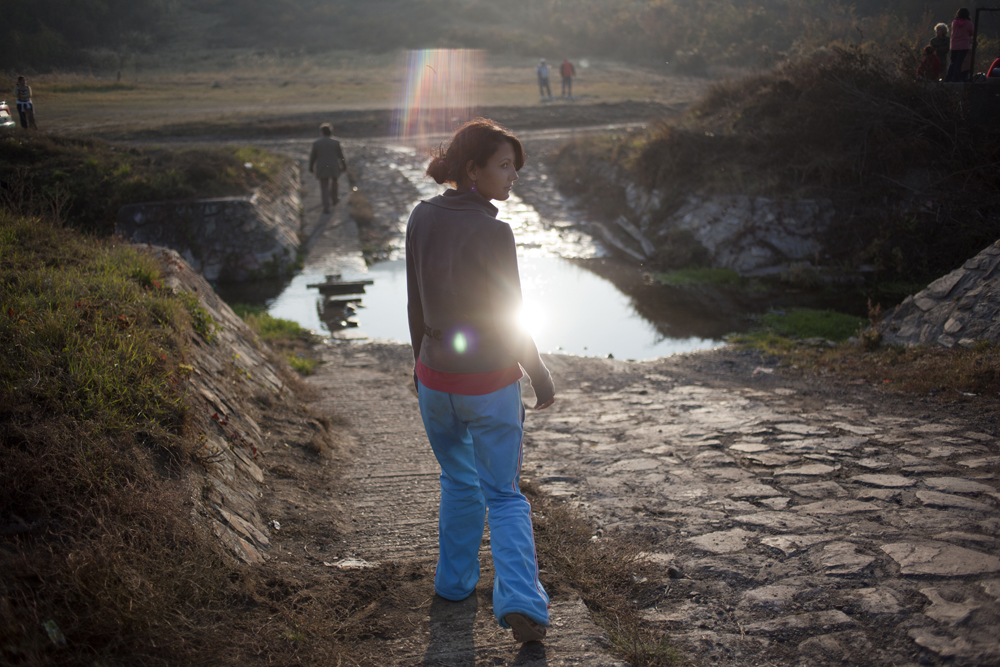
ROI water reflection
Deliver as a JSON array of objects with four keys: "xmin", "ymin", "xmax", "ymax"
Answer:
[{"xmin": 227, "ymin": 143, "xmax": 729, "ymax": 360}]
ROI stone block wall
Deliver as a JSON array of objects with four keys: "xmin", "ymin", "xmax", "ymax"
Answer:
[
  {"xmin": 115, "ymin": 164, "xmax": 301, "ymax": 283},
  {"xmin": 879, "ymin": 239, "xmax": 1000, "ymax": 347}
]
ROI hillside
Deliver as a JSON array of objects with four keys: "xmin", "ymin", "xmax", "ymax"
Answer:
[{"xmin": 6, "ymin": 0, "xmax": 996, "ymax": 74}]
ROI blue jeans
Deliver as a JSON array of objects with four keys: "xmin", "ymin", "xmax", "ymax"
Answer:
[{"xmin": 417, "ymin": 380, "xmax": 549, "ymax": 628}]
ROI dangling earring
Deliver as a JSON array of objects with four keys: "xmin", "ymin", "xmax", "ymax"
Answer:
[{"xmin": 470, "ymin": 181, "xmax": 477, "ymax": 193}]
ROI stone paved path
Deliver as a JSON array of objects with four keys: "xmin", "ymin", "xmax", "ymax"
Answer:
[
  {"xmin": 310, "ymin": 343, "xmax": 627, "ymax": 667},
  {"xmin": 526, "ymin": 353, "xmax": 1000, "ymax": 667}
]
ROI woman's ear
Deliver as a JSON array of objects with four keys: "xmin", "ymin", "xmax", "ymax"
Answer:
[{"xmin": 465, "ymin": 159, "xmax": 478, "ymax": 183}]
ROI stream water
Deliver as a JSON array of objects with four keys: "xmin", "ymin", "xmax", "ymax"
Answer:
[{"xmin": 248, "ymin": 141, "xmax": 731, "ymax": 361}]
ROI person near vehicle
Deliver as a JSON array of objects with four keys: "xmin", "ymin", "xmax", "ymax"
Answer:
[
  {"xmin": 309, "ymin": 123, "xmax": 347, "ymax": 213},
  {"xmin": 917, "ymin": 45, "xmax": 942, "ymax": 81},
  {"xmin": 14, "ymin": 76, "xmax": 36, "ymax": 130},
  {"xmin": 930, "ymin": 23, "xmax": 950, "ymax": 70},
  {"xmin": 405, "ymin": 118, "xmax": 555, "ymax": 644},
  {"xmin": 560, "ymin": 59, "xmax": 576, "ymax": 97},
  {"xmin": 944, "ymin": 8, "xmax": 975, "ymax": 82},
  {"xmin": 536, "ymin": 59, "xmax": 552, "ymax": 100}
]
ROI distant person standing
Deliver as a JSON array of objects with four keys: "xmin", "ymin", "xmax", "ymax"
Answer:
[
  {"xmin": 930, "ymin": 23, "xmax": 950, "ymax": 70},
  {"xmin": 536, "ymin": 59, "xmax": 552, "ymax": 100},
  {"xmin": 14, "ymin": 76, "xmax": 36, "ymax": 130},
  {"xmin": 560, "ymin": 59, "xmax": 576, "ymax": 97},
  {"xmin": 917, "ymin": 45, "xmax": 942, "ymax": 80},
  {"xmin": 944, "ymin": 8, "xmax": 975, "ymax": 82},
  {"xmin": 309, "ymin": 123, "xmax": 347, "ymax": 214}
]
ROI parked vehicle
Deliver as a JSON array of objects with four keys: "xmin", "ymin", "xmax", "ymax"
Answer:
[{"xmin": 0, "ymin": 100, "xmax": 15, "ymax": 131}]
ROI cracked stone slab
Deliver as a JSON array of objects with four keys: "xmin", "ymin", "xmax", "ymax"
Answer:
[
  {"xmin": 775, "ymin": 463, "xmax": 840, "ymax": 476},
  {"xmin": 727, "ymin": 483, "xmax": 782, "ymax": 499},
  {"xmin": 882, "ymin": 541, "xmax": 1000, "ymax": 576},
  {"xmin": 855, "ymin": 458, "xmax": 893, "ymax": 470},
  {"xmin": 760, "ymin": 534, "xmax": 830, "ymax": 555},
  {"xmin": 909, "ymin": 627, "xmax": 1000, "ymax": 663},
  {"xmin": 734, "ymin": 511, "xmax": 822, "ymax": 532},
  {"xmin": 798, "ymin": 631, "xmax": 874, "ymax": 662},
  {"xmin": 820, "ymin": 542, "xmax": 876, "ymax": 574},
  {"xmin": 607, "ymin": 458, "xmax": 662, "ymax": 473},
  {"xmin": 916, "ymin": 490, "xmax": 994, "ymax": 513},
  {"xmin": 743, "ymin": 609, "xmax": 854, "ymax": 635},
  {"xmin": 729, "ymin": 442, "xmax": 771, "ymax": 453},
  {"xmin": 740, "ymin": 584, "xmax": 799, "ymax": 610},
  {"xmin": 850, "ymin": 474, "xmax": 917, "ymax": 488},
  {"xmin": 857, "ymin": 587, "xmax": 904, "ymax": 615},
  {"xmin": 687, "ymin": 528, "xmax": 755, "ymax": 554},
  {"xmin": 923, "ymin": 477, "xmax": 996, "ymax": 495},
  {"xmin": 919, "ymin": 587, "xmax": 981, "ymax": 625},
  {"xmin": 787, "ymin": 481, "xmax": 848, "ymax": 498},
  {"xmin": 981, "ymin": 580, "xmax": 1000, "ymax": 601},
  {"xmin": 793, "ymin": 500, "xmax": 881, "ymax": 515}
]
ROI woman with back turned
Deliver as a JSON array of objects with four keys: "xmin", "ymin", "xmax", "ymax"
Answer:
[
  {"xmin": 945, "ymin": 8, "xmax": 975, "ymax": 82},
  {"xmin": 405, "ymin": 118, "xmax": 555, "ymax": 643}
]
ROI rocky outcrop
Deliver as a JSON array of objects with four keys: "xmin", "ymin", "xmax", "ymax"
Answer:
[
  {"xmin": 661, "ymin": 194, "xmax": 834, "ymax": 275},
  {"xmin": 568, "ymin": 158, "xmax": 836, "ymax": 273},
  {"xmin": 879, "ymin": 238, "xmax": 1000, "ymax": 347},
  {"xmin": 116, "ymin": 165, "xmax": 302, "ymax": 283}
]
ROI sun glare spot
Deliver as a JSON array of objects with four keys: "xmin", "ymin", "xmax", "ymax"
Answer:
[
  {"xmin": 452, "ymin": 332, "xmax": 468, "ymax": 354},
  {"xmin": 518, "ymin": 302, "xmax": 545, "ymax": 339}
]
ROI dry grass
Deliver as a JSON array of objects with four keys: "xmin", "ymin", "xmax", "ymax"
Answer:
[{"xmin": 526, "ymin": 485, "xmax": 685, "ymax": 667}]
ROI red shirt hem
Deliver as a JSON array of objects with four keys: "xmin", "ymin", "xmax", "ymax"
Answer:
[{"xmin": 416, "ymin": 359, "xmax": 522, "ymax": 395}]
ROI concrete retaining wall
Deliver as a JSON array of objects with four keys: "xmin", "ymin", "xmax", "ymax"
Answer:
[{"xmin": 116, "ymin": 164, "xmax": 301, "ymax": 283}]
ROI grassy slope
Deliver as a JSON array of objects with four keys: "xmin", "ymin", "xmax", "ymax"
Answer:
[
  {"xmin": 0, "ymin": 135, "xmax": 291, "ymax": 235},
  {"xmin": 0, "ymin": 213, "xmax": 245, "ymax": 664}
]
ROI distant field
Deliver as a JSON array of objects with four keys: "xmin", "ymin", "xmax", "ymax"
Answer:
[{"xmin": 21, "ymin": 51, "xmax": 712, "ymax": 135}]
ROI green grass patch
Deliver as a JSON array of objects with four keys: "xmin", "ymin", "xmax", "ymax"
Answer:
[
  {"xmin": 231, "ymin": 304, "xmax": 309, "ymax": 342},
  {"xmin": 733, "ymin": 308, "xmax": 866, "ymax": 345},
  {"xmin": 284, "ymin": 352, "xmax": 321, "ymax": 376},
  {"xmin": 654, "ymin": 268, "xmax": 743, "ymax": 288}
]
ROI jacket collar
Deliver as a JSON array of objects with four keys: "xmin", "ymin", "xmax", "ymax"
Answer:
[{"xmin": 423, "ymin": 189, "xmax": 498, "ymax": 218}]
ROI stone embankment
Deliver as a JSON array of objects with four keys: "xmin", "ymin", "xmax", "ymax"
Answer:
[
  {"xmin": 139, "ymin": 244, "xmax": 310, "ymax": 565},
  {"xmin": 116, "ymin": 164, "xmax": 302, "ymax": 283},
  {"xmin": 879, "ymin": 238, "xmax": 1000, "ymax": 347},
  {"xmin": 570, "ymin": 158, "xmax": 836, "ymax": 275}
]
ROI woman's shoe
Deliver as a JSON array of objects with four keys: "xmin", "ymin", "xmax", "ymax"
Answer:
[{"xmin": 505, "ymin": 613, "xmax": 546, "ymax": 642}]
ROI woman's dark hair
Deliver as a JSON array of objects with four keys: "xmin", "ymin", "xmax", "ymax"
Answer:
[
  {"xmin": 956, "ymin": 8, "xmax": 970, "ymax": 20},
  {"xmin": 426, "ymin": 118, "xmax": 525, "ymax": 187}
]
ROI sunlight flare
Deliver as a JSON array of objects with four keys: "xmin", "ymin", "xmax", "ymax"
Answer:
[{"xmin": 393, "ymin": 49, "xmax": 484, "ymax": 141}]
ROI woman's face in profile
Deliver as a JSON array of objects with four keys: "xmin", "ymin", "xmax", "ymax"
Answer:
[{"xmin": 470, "ymin": 141, "xmax": 519, "ymax": 202}]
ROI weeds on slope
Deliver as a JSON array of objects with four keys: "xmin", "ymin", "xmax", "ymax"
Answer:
[{"xmin": 0, "ymin": 212, "xmax": 251, "ymax": 665}]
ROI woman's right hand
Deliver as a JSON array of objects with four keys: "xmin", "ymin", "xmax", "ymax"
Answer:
[{"xmin": 534, "ymin": 397, "xmax": 555, "ymax": 410}]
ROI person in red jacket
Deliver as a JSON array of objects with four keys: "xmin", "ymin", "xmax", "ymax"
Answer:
[
  {"xmin": 945, "ymin": 8, "xmax": 975, "ymax": 82},
  {"xmin": 560, "ymin": 59, "xmax": 576, "ymax": 97},
  {"xmin": 917, "ymin": 45, "xmax": 942, "ymax": 81}
]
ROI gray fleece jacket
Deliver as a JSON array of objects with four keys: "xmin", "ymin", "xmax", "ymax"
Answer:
[{"xmin": 405, "ymin": 189, "xmax": 554, "ymax": 404}]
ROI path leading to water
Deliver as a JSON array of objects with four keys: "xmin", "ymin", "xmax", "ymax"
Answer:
[{"xmin": 257, "ymin": 132, "xmax": 1000, "ymax": 667}]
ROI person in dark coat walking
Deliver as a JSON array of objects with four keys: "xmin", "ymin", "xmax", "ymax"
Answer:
[{"xmin": 309, "ymin": 123, "xmax": 348, "ymax": 213}]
